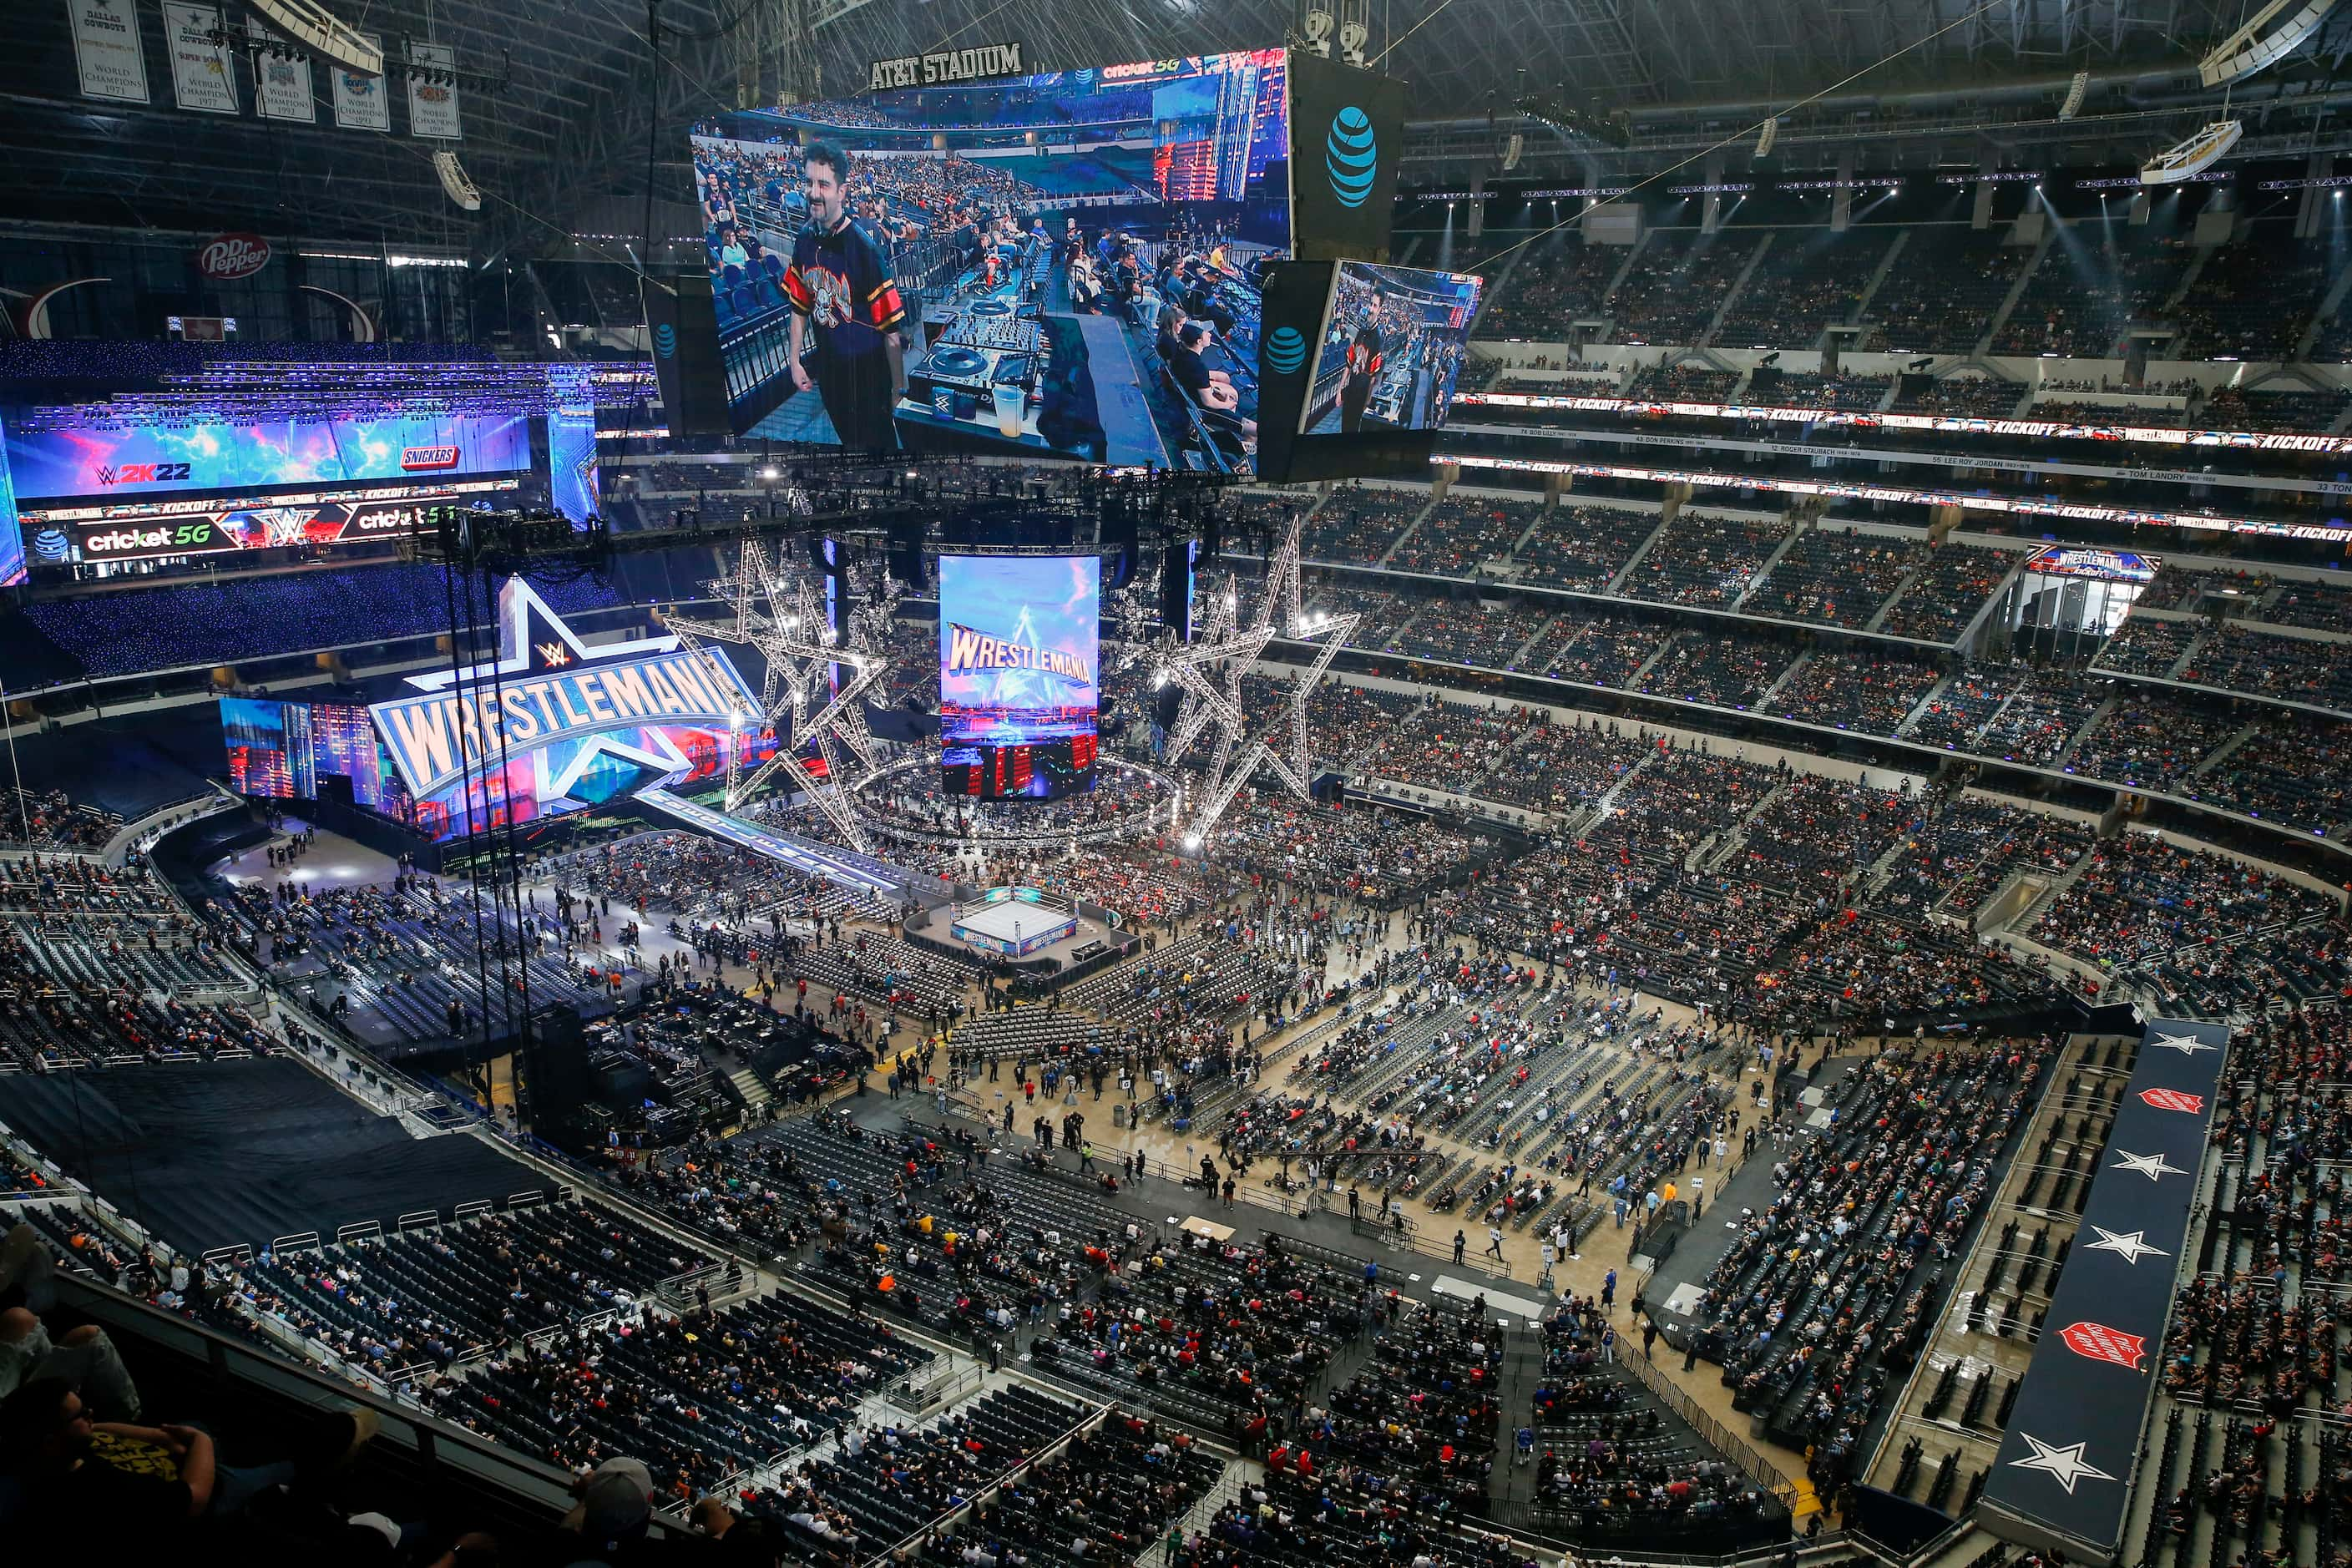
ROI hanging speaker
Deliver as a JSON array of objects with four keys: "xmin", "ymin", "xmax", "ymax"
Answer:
[
  {"xmin": 888, "ymin": 519, "xmax": 927, "ymax": 590},
  {"xmin": 1754, "ymin": 118, "xmax": 1777, "ymax": 157},
  {"xmin": 2059, "ymin": 70, "xmax": 2088, "ymax": 120}
]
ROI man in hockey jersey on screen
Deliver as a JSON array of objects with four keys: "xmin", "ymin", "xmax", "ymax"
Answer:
[
  {"xmin": 786, "ymin": 140, "xmax": 908, "ymax": 452},
  {"xmin": 1337, "ymin": 300, "xmax": 1384, "ymax": 434}
]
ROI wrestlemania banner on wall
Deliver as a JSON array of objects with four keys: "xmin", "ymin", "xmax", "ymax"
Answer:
[{"xmin": 1973, "ymin": 1014, "xmax": 2233, "ymax": 1560}]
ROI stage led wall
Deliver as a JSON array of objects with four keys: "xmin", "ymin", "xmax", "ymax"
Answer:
[
  {"xmin": 220, "ymin": 579, "xmax": 776, "ymax": 843},
  {"xmin": 220, "ymin": 697, "xmax": 395, "ymax": 811},
  {"xmin": 689, "ymin": 48, "xmax": 1293, "ymax": 472},
  {"xmin": 546, "ymin": 403, "xmax": 600, "ymax": 526},
  {"xmin": 938, "ymin": 554, "xmax": 1099, "ymax": 799},
  {"xmin": 5, "ymin": 412, "xmax": 534, "ymax": 501}
]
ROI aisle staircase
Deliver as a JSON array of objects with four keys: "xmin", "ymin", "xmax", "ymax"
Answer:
[{"xmin": 730, "ymin": 1067, "xmax": 772, "ymax": 1113}]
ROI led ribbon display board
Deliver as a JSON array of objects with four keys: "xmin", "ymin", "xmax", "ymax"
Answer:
[{"xmin": 4, "ymin": 412, "xmax": 533, "ymax": 500}]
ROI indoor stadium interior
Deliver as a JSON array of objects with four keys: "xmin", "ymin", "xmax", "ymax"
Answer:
[{"xmin": 2, "ymin": 2, "xmax": 2349, "ymax": 1565}]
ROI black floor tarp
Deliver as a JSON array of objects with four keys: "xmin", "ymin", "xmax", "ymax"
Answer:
[{"xmin": 3, "ymin": 1060, "xmax": 535, "ymax": 1256}]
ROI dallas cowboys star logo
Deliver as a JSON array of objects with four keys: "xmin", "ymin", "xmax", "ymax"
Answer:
[
  {"xmin": 2147, "ymin": 1031, "xmax": 2218, "ymax": 1056},
  {"xmin": 2111, "ymin": 1149, "xmax": 2184, "ymax": 1181},
  {"xmin": 2010, "ymin": 1433, "xmax": 2117, "ymax": 1495},
  {"xmin": 2084, "ymin": 1225, "xmax": 2168, "ymax": 1266}
]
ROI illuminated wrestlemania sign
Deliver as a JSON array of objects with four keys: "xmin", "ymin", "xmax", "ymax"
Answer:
[
  {"xmin": 371, "ymin": 577, "xmax": 763, "ymax": 805},
  {"xmin": 2025, "ymin": 546, "xmax": 2161, "ymax": 584}
]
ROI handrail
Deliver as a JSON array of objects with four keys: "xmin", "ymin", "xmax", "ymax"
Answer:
[
  {"xmin": 48, "ymin": 1269, "xmax": 650, "ymax": 1530},
  {"xmin": 1612, "ymin": 1330, "xmax": 1802, "ymax": 1509}
]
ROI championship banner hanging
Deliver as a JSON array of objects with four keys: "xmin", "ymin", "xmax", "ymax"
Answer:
[
  {"xmin": 405, "ymin": 40, "xmax": 461, "ymax": 139},
  {"xmin": 249, "ymin": 20, "xmax": 316, "ymax": 123},
  {"xmin": 331, "ymin": 31, "xmax": 387, "ymax": 129},
  {"xmin": 67, "ymin": 0, "xmax": 152, "ymax": 104},
  {"xmin": 162, "ymin": 1, "xmax": 236, "ymax": 114}
]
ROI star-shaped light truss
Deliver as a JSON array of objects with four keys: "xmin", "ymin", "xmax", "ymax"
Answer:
[
  {"xmin": 666, "ymin": 542, "xmax": 884, "ymax": 851},
  {"xmin": 1121, "ymin": 510, "xmax": 1359, "ymax": 848}
]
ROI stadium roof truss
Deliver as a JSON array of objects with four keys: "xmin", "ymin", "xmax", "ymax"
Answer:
[{"xmin": 6, "ymin": 0, "xmax": 2346, "ymax": 249}]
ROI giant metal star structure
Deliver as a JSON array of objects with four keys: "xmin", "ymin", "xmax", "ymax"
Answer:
[
  {"xmin": 1125, "ymin": 509, "xmax": 1359, "ymax": 847},
  {"xmin": 665, "ymin": 542, "xmax": 885, "ymax": 851}
]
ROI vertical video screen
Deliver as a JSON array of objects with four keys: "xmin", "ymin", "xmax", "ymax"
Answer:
[
  {"xmin": 938, "ymin": 554, "xmax": 1100, "ymax": 800},
  {"xmin": 1299, "ymin": 261, "xmax": 1485, "ymax": 436},
  {"xmin": 689, "ymin": 49, "xmax": 1290, "ymax": 473}
]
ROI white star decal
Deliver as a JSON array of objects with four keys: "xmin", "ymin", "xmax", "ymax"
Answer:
[
  {"xmin": 2148, "ymin": 1031, "xmax": 2218, "ymax": 1056},
  {"xmin": 2083, "ymin": 1225, "xmax": 2168, "ymax": 1267},
  {"xmin": 2009, "ymin": 1433, "xmax": 2117, "ymax": 1495},
  {"xmin": 2111, "ymin": 1149, "xmax": 2184, "ymax": 1182}
]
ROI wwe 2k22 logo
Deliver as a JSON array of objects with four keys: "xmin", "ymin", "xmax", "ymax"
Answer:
[{"xmin": 97, "ymin": 463, "xmax": 195, "ymax": 485}]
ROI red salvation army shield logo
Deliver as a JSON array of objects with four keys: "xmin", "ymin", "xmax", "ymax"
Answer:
[
  {"xmin": 2140, "ymin": 1087, "xmax": 2205, "ymax": 1114},
  {"xmin": 197, "ymin": 233, "xmax": 271, "ymax": 281},
  {"xmin": 2059, "ymin": 1321, "xmax": 2147, "ymax": 1371}
]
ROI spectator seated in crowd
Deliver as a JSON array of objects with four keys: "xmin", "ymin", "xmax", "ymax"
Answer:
[
  {"xmin": 1773, "ymin": 651, "xmax": 1943, "ymax": 736},
  {"xmin": 1886, "ymin": 375, "xmax": 2020, "ymax": 418},
  {"xmin": 1474, "ymin": 237, "xmax": 1624, "ymax": 340},
  {"xmin": 2092, "ymin": 614, "xmax": 2201, "ymax": 677},
  {"xmin": 1621, "ymin": 513, "xmax": 1793, "ymax": 609},
  {"xmin": 1635, "ymin": 630, "xmax": 1794, "ymax": 711},
  {"xmin": 1388, "ymin": 497, "xmax": 1542, "ymax": 579},
  {"xmin": 1685, "ymin": 1035, "xmax": 2054, "ymax": 1482},
  {"xmin": 1748, "ymin": 530, "xmax": 1913, "ymax": 627},
  {"xmin": 2027, "ymin": 831, "xmax": 2348, "ymax": 1012},
  {"xmin": 2064, "ymin": 692, "xmax": 2243, "ymax": 794},
  {"xmin": 2188, "ymin": 712, "xmax": 2352, "ymax": 839},
  {"xmin": 1302, "ymin": 489, "xmax": 1426, "ymax": 565},
  {"xmin": 1515, "ymin": 504, "xmax": 1661, "ymax": 593},
  {"xmin": 0, "ymin": 790, "xmax": 114, "ymax": 851},
  {"xmin": 1535, "ymin": 607, "xmax": 1672, "ymax": 689},
  {"xmin": 1865, "ymin": 235, "xmax": 2036, "ymax": 354},
  {"xmin": 1877, "ymin": 544, "xmax": 2016, "ymax": 644},
  {"xmin": 1610, "ymin": 240, "xmax": 1758, "ymax": 346}
]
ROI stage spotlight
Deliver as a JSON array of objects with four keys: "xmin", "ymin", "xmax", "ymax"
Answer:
[
  {"xmin": 249, "ymin": 0, "xmax": 382, "ymax": 76},
  {"xmin": 1298, "ymin": 0, "xmax": 1334, "ymax": 57}
]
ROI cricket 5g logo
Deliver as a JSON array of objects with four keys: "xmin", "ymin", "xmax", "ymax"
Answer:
[
  {"xmin": 96, "ymin": 463, "xmax": 195, "ymax": 485},
  {"xmin": 81, "ymin": 521, "xmax": 219, "ymax": 556}
]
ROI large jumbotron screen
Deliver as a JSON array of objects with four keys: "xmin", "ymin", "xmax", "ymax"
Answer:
[
  {"xmin": 1299, "ymin": 261, "xmax": 1485, "ymax": 436},
  {"xmin": 938, "ymin": 554, "xmax": 1100, "ymax": 800},
  {"xmin": 689, "ymin": 48, "xmax": 1290, "ymax": 473}
]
